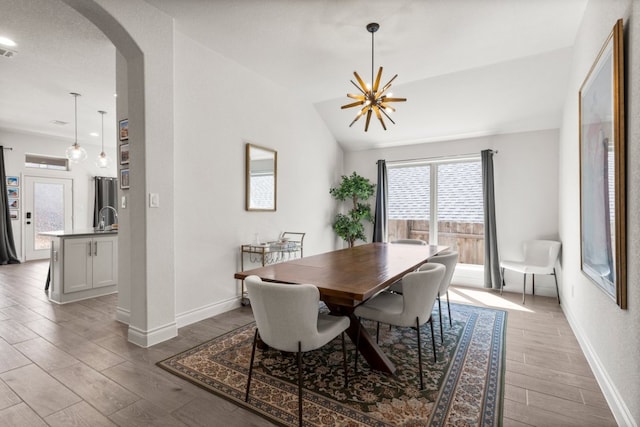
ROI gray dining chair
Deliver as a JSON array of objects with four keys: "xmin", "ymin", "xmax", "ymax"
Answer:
[
  {"xmin": 500, "ymin": 240, "xmax": 561, "ymax": 304},
  {"xmin": 244, "ymin": 275, "xmax": 350, "ymax": 427},
  {"xmin": 388, "ymin": 238, "xmax": 427, "ymax": 294},
  {"xmin": 353, "ymin": 263, "xmax": 445, "ymax": 390},
  {"xmin": 426, "ymin": 250, "xmax": 459, "ymax": 342}
]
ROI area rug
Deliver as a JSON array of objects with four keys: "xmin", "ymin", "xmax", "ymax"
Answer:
[{"xmin": 158, "ymin": 303, "xmax": 506, "ymax": 426}]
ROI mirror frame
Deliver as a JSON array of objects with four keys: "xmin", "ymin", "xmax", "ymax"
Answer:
[{"xmin": 245, "ymin": 143, "xmax": 277, "ymax": 211}]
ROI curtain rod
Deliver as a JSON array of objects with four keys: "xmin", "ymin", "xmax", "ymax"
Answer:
[{"xmin": 382, "ymin": 150, "xmax": 497, "ymax": 166}]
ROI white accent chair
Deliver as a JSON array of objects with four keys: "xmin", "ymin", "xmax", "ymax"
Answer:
[
  {"xmin": 244, "ymin": 276, "xmax": 350, "ymax": 427},
  {"xmin": 426, "ymin": 250, "xmax": 459, "ymax": 342},
  {"xmin": 353, "ymin": 263, "xmax": 445, "ymax": 390},
  {"xmin": 388, "ymin": 239, "xmax": 427, "ymax": 294},
  {"xmin": 500, "ymin": 240, "xmax": 561, "ymax": 304}
]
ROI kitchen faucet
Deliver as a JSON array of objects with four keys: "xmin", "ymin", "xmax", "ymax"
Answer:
[{"xmin": 98, "ymin": 205, "xmax": 119, "ymax": 230}]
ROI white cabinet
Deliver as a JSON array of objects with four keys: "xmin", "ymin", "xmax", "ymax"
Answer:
[
  {"xmin": 43, "ymin": 230, "xmax": 118, "ymax": 304},
  {"xmin": 63, "ymin": 236, "xmax": 117, "ymax": 294}
]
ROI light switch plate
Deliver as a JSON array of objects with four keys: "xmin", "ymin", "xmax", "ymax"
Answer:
[
  {"xmin": 121, "ymin": 195, "xmax": 127, "ymax": 208},
  {"xmin": 149, "ymin": 193, "xmax": 160, "ymax": 208}
]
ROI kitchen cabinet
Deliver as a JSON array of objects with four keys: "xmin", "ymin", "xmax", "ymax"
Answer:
[{"xmin": 42, "ymin": 230, "xmax": 118, "ymax": 304}]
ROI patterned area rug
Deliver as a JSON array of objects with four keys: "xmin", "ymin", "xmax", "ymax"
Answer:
[{"xmin": 158, "ymin": 303, "xmax": 506, "ymax": 426}]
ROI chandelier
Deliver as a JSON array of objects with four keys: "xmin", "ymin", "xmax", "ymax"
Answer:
[
  {"xmin": 341, "ymin": 23, "xmax": 406, "ymax": 131},
  {"xmin": 96, "ymin": 110, "xmax": 111, "ymax": 168}
]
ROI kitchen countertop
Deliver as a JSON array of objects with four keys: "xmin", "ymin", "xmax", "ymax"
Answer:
[{"xmin": 39, "ymin": 229, "xmax": 118, "ymax": 237}]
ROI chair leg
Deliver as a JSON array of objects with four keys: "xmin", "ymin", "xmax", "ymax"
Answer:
[
  {"xmin": 354, "ymin": 318, "xmax": 361, "ymax": 374},
  {"xmin": 429, "ymin": 316, "xmax": 437, "ymax": 363},
  {"xmin": 297, "ymin": 342, "xmax": 302, "ymax": 427},
  {"xmin": 376, "ymin": 321, "xmax": 380, "ymax": 344},
  {"xmin": 437, "ymin": 294, "xmax": 444, "ymax": 343},
  {"xmin": 532, "ymin": 274, "xmax": 535, "ymax": 295},
  {"xmin": 522, "ymin": 273, "xmax": 526, "ymax": 304},
  {"xmin": 500, "ymin": 267, "xmax": 505, "ymax": 295},
  {"xmin": 446, "ymin": 291, "xmax": 452, "ymax": 327},
  {"xmin": 341, "ymin": 332, "xmax": 348, "ymax": 388},
  {"xmin": 416, "ymin": 317, "xmax": 424, "ymax": 390},
  {"xmin": 553, "ymin": 268, "xmax": 561, "ymax": 304},
  {"xmin": 245, "ymin": 329, "xmax": 259, "ymax": 402}
]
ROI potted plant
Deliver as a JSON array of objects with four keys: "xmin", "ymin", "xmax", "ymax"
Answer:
[{"xmin": 330, "ymin": 172, "xmax": 376, "ymax": 248}]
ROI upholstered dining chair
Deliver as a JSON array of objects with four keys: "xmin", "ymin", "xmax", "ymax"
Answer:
[
  {"xmin": 353, "ymin": 263, "xmax": 445, "ymax": 390},
  {"xmin": 500, "ymin": 240, "xmax": 562, "ymax": 304},
  {"xmin": 244, "ymin": 275, "xmax": 350, "ymax": 427},
  {"xmin": 388, "ymin": 238, "xmax": 428, "ymax": 294},
  {"xmin": 425, "ymin": 250, "xmax": 459, "ymax": 342}
]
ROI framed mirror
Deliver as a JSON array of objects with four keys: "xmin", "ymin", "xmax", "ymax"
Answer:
[{"xmin": 245, "ymin": 143, "xmax": 277, "ymax": 211}]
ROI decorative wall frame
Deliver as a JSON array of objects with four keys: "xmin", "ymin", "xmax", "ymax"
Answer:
[
  {"xmin": 579, "ymin": 19, "xmax": 626, "ymax": 309},
  {"xmin": 6, "ymin": 176, "xmax": 18, "ymax": 186},
  {"xmin": 9, "ymin": 210, "xmax": 18, "ymax": 220},
  {"xmin": 120, "ymin": 143, "xmax": 130, "ymax": 165},
  {"xmin": 120, "ymin": 168, "xmax": 130, "ymax": 189},
  {"xmin": 119, "ymin": 118, "xmax": 129, "ymax": 141},
  {"xmin": 7, "ymin": 187, "xmax": 18, "ymax": 198}
]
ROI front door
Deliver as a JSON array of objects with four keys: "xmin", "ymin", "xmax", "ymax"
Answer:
[{"xmin": 23, "ymin": 176, "xmax": 73, "ymax": 261}]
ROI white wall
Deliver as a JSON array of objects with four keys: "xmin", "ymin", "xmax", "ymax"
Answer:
[
  {"xmin": 558, "ymin": 0, "xmax": 639, "ymax": 425},
  {"xmin": 344, "ymin": 129, "xmax": 560, "ymax": 295},
  {"xmin": 0, "ymin": 128, "xmax": 117, "ymax": 261},
  {"xmin": 172, "ymin": 32, "xmax": 343, "ymax": 325}
]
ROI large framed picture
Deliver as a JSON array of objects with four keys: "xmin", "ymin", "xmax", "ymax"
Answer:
[{"xmin": 579, "ymin": 19, "xmax": 626, "ymax": 309}]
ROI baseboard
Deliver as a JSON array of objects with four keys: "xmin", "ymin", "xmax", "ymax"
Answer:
[
  {"xmin": 563, "ymin": 304, "xmax": 637, "ymax": 427},
  {"xmin": 175, "ymin": 297, "xmax": 241, "ymax": 329},
  {"xmin": 127, "ymin": 321, "xmax": 177, "ymax": 348},
  {"xmin": 116, "ymin": 306, "xmax": 130, "ymax": 324}
]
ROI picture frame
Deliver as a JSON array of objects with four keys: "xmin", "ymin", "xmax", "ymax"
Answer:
[
  {"xmin": 9, "ymin": 210, "xmax": 18, "ymax": 220},
  {"xmin": 120, "ymin": 143, "xmax": 130, "ymax": 165},
  {"xmin": 579, "ymin": 19, "xmax": 626, "ymax": 309},
  {"xmin": 120, "ymin": 168, "xmax": 130, "ymax": 189},
  {"xmin": 119, "ymin": 118, "xmax": 129, "ymax": 141},
  {"xmin": 7, "ymin": 187, "xmax": 18, "ymax": 198},
  {"xmin": 6, "ymin": 176, "xmax": 18, "ymax": 187},
  {"xmin": 8, "ymin": 198, "xmax": 19, "ymax": 209}
]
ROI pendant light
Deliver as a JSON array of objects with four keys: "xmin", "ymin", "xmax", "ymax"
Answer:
[
  {"xmin": 65, "ymin": 92, "xmax": 87, "ymax": 163},
  {"xmin": 96, "ymin": 110, "xmax": 111, "ymax": 168},
  {"xmin": 341, "ymin": 23, "xmax": 407, "ymax": 131}
]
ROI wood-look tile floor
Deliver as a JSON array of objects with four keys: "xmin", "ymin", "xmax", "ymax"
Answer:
[{"xmin": 0, "ymin": 260, "xmax": 617, "ymax": 426}]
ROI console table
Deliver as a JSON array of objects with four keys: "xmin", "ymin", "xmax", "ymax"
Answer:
[{"xmin": 239, "ymin": 232, "xmax": 304, "ymax": 305}]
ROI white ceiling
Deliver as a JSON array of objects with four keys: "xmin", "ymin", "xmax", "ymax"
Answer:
[{"xmin": 0, "ymin": 0, "xmax": 588, "ymax": 151}]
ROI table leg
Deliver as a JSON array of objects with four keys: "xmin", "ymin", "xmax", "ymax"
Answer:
[{"xmin": 326, "ymin": 303, "xmax": 396, "ymax": 375}]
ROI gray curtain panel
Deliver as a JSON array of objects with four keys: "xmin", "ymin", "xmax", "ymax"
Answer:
[
  {"xmin": 0, "ymin": 147, "xmax": 20, "ymax": 264},
  {"xmin": 482, "ymin": 149, "xmax": 500, "ymax": 289},
  {"xmin": 372, "ymin": 159, "xmax": 388, "ymax": 243},
  {"xmin": 93, "ymin": 176, "xmax": 118, "ymax": 228}
]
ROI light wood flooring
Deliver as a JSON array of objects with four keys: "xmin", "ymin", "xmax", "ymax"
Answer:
[{"xmin": 0, "ymin": 260, "xmax": 617, "ymax": 426}]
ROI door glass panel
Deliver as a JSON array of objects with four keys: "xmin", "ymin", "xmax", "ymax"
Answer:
[{"xmin": 34, "ymin": 182, "xmax": 64, "ymax": 250}]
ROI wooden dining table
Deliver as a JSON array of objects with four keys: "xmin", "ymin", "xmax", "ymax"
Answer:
[{"xmin": 234, "ymin": 242, "xmax": 447, "ymax": 374}]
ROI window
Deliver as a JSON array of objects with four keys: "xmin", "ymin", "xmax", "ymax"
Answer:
[
  {"xmin": 388, "ymin": 157, "xmax": 483, "ymax": 265},
  {"xmin": 25, "ymin": 154, "xmax": 68, "ymax": 171}
]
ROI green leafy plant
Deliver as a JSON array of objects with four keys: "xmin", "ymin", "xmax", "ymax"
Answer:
[{"xmin": 330, "ymin": 172, "xmax": 376, "ymax": 247}]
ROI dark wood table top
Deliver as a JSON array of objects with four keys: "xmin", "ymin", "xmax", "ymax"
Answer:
[{"xmin": 235, "ymin": 242, "xmax": 448, "ymax": 307}]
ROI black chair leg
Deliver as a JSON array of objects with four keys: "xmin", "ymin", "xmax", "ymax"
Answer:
[
  {"xmin": 376, "ymin": 321, "xmax": 380, "ymax": 344},
  {"xmin": 297, "ymin": 342, "xmax": 302, "ymax": 427},
  {"xmin": 416, "ymin": 317, "xmax": 424, "ymax": 390},
  {"xmin": 446, "ymin": 291, "xmax": 452, "ymax": 326},
  {"xmin": 245, "ymin": 329, "xmax": 258, "ymax": 402},
  {"xmin": 553, "ymin": 268, "xmax": 560, "ymax": 304},
  {"xmin": 341, "ymin": 332, "xmax": 348, "ymax": 388},
  {"xmin": 500, "ymin": 267, "xmax": 505, "ymax": 295},
  {"xmin": 522, "ymin": 273, "xmax": 526, "ymax": 304},
  {"xmin": 429, "ymin": 316, "xmax": 437, "ymax": 363},
  {"xmin": 437, "ymin": 294, "xmax": 444, "ymax": 343},
  {"xmin": 354, "ymin": 318, "xmax": 361, "ymax": 374},
  {"xmin": 532, "ymin": 274, "xmax": 535, "ymax": 295}
]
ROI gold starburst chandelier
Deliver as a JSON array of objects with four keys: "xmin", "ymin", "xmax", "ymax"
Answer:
[{"xmin": 341, "ymin": 22, "xmax": 406, "ymax": 132}]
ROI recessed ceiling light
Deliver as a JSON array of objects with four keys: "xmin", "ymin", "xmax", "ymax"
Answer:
[
  {"xmin": 113, "ymin": 93, "xmax": 118, "ymax": 98},
  {"xmin": 0, "ymin": 36, "xmax": 16, "ymax": 47},
  {"xmin": 90, "ymin": 132, "xmax": 99, "ymax": 137},
  {"xmin": 51, "ymin": 120, "xmax": 68, "ymax": 126}
]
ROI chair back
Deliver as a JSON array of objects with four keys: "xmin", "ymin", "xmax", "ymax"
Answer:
[
  {"xmin": 424, "ymin": 250, "xmax": 459, "ymax": 294},
  {"xmin": 245, "ymin": 275, "xmax": 321, "ymax": 352},
  {"xmin": 523, "ymin": 240, "xmax": 561, "ymax": 268},
  {"xmin": 398, "ymin": 263, "xmax": 445, "ymax": 326},
  {"xmin": 391, "ymin": 239, "xmax": 427, "ymax": 245}
]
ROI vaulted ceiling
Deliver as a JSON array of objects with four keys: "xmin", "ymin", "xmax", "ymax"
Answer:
[{"xmin": 0, "ymin": 0, "xmax": 588, "ymax": 151}]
